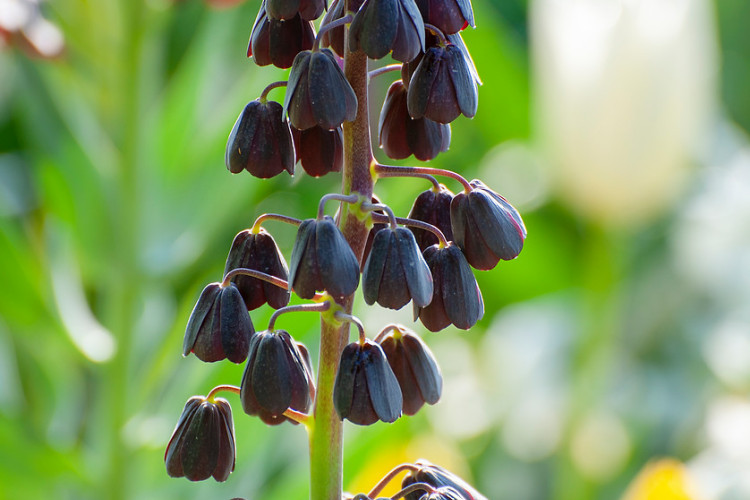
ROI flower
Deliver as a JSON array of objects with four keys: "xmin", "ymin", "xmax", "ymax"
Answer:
[
  {"xmin": 225, "ymin": 99, "xmax": 295, "ymax": 178},
  {"xmin": 334, "ymin": 340, "xmax": 403, "ymax": 425},
  {"xmin": 240, "ymin": 329, "xmax": 313, "ymax": 425},
  {"xmin": 362, "ymin": 227, "xmax": 433, "ymax": 310},
  {"xmin": 284, "ymin": 48, "xmax": 358, "ymax": 130},
  {"xmin": 414, "ymin": 0, "xmax": 474, "ymax": 35},
  {"xmin": 402, "ymin": 460, "xmax": 488, "ymax": 500},
  {"xmin": 414, "ymin": 243, "xmax": 483, "ymax": 331},
  {"xmin": 379, "ymin": 80, "xmax": 451, "ymax": 161},
  {"xmin": 450, "ymin": 179, "xmax": 526, "ymax": 270},
  {"xmin": 291, "ymin": 125, "xmax": 344, "ymax": 177},
  {"xmin": 349, "ymin": 0, "xmax": 425, "ymax": 62},
  {"xmin": 183, "ymin": 283, "xmax": 255, "ymax": 363},
  {"xmin": 224, "ymin": 229, "xmax": 291, "ymax": 310},
  {"xmin": 407, "ymin": 185, "xmax": 455, "ymax": 251},
  {"xmin": 248, "ymin": 3, "xmax": 315, "ymax": 69},
  {"xmin": 165, "ymin": 396, "xmax": 236, "ymax": 482},
  {"xmin": 288, "ymin": 216, "xmax": 361, "ymax": 299},
  {"xmin": 378, "ymin": 325, "xmax": 442, "ymax": 415}
]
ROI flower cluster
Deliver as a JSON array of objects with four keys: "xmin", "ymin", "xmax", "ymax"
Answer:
[{"xmin": 165, "ymin": 0, "xmax": 525, "ymax": 497}]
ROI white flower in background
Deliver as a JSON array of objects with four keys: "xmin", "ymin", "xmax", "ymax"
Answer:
[
  {"xmin": 0, "ymin": 0, "xmax": 64, "ymax": 58},
  {"xmin": 532, "ymin": 0, "xmax": 717, "ymax": 226}
]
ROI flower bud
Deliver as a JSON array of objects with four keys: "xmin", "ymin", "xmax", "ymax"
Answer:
[
  {"xmin": 165, "ymin": 396, "xmax": 236, "ymax": 482},
  {"xmin": 225, "ymin": 100, "xmax": 295, "ymax": 178},
  {"xmin": 349, "ymin": 0, "xmax": 425, "ymax": 62},
  {"xmin": 450, "ymin": 179, "xmax": 526, "ymax": 270},
  {"xmin": 379, "ymin": 80, "xmax": 451, "ymax": 161},
  {"xmin": 407, "ymin": 43, "xmax": 478, "ymax": 124},
  {"xmin": 414, "ymin": 243, "xmax": 483, "ymax": 332},
  {"xmin": 240, "ymin": 330, "xmax": 313, "ymax": 425},
  {"xmin": 289, "ymin": 216, "xmax": 361, "ymax": 299},
  {"xmin": 249, "ymin": 3, "xmax": 315, "ymax": 69},
  {"xmin": 291, "ymin": 125, "xmax": 343, "ymax": 177},
  {"xmin": 284, "ymin": 48, "xmax": 358, "ymax": 130},
  {"xmin": 402, "ymin": 460, "xmax": 488, "ymax": 500},
  {"xmin": 362, "ymin": 227, "xmax": 433, "ymax": 310},
  {"xmin": 334, "ymin": 340, "xmax": 403, "ymax": 425},
  {"xmin": 183, "ymin": 283, "xmax": 255, "ymax": 363},
  {"xmin": 407, "ymin": 186, "xmax": 454, "ymax": 251},
  {"xmin": 378, "ymin": 325, "xmax": 442, "ymax": 415},
  {"xmin": 224, "ymin": 229, "xmax": 290, "ymax": 310}
]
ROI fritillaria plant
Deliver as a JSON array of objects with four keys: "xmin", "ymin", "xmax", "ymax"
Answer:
[{"xmin": 165, "ymin": 0, "xmax": 526, "ymax": 498}]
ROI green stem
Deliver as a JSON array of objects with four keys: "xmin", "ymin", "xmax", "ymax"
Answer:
[{"xmin": 309, "ymin": 39, "xmax": 373, "ymax": 500}]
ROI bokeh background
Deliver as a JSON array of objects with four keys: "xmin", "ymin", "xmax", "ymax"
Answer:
[{"xmin": 1, "ymin": 0, "xmax": 749, "ymax": 498}]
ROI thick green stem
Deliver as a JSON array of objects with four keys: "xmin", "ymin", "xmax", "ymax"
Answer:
[{"xmin": 309, "ymin": 45, "xmax": 373, "ymax": 500}]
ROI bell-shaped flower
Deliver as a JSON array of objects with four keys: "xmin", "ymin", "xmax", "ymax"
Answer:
[
  {"xmin": 240, "ymin": 330, "xmax": 313, "ymax": 425},
  {"xmin": 414, "ymin": 243, "xmax": 483, "ymax": 332},
  {"xmin": 224, "ymin": 229, "xmax": 291, "ymax": 310},
  {"xmin": 288, "ymin": 216, "xmax": 360, "ymax": 299},
  {"xmin": 284, "ymin": 48, "xmax": 358, "ymax": 130},
  {"xmin": 379, "ymin": 80, "xmax": 451, "ymax": 161},
  {"xmin": 165, "ymin": 396, "xmax": 236, "ymax": 482},
  {"xmin": 249, "ymin": 4, "xmax": 315, "ymax": 69},
  {"xmin": 362, "ymin": 227, "xmax": 433, "ymax": 310},
  {"xmin": 378, "ymin": 325, "xmax": 442, "ymax": 415},
  {"xmin": 422, "ymin": 487, "xmax": 467, "ymax": 500},
  {"xmin": 407, "ymin": 185, "xmax": 455, "ymax": 251},
  {"xmin": 348, "ymin": 0, "xmax": 424, "ymax": 62},
  {"xmin": 402, "ymin": 460, "xmax": 488, "ymax": 500},
  {"xmin": 266, "ymin": 0, "xmax": 326, "ymax": 21},
  {"xmin": 407, "ymin": 42, "xmax": 478, "ymax": 124},
  {"xmin": 291, "ymin": 125, "xmax": 343, "ymax": 177},
  {"xmin": 450, "ymin": 179, "xmax": 526, "ymax": 270},
  {"xmin": 333, "ymin": 340, "xmax": 403, "ymax": 425},
  {"xmin": 414, "ymin": 0, "xmax": 474, "ymax": 35},
  {"xmin": 183, "ymin": 283, "xmax": 255, "ymax": 363},
  {"xmin": 225, "ymin": 99, "xmax": 295, "ymax": 178},
  {"xmin": 319, "ymin": 0, "xmax": 366, "ymax": 57}
]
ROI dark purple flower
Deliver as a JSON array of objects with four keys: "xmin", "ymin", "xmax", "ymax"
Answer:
[
  {"xmin": 224, "ymin": 229, "xmax": 290, "ymax": 310},
  {"xmin": 362, "ymin": 227, "xmax": 433, "ymax": 310},
  {"xmin": 407, "ymin": 185, "xmax": 455, "ymax": 251},
  {"xmin": 450, "ymin": 179, "xmax": 526, "ymax": 270},
  {"xmin": 291, "ymin": 125, "xmax": 343, "ymax": 177},
  {"xmin": 407, "ymin": 42, "xmax": 478, "ymax": 124},
  {"xmin": 165, "ymin": 396, "xmax": 236, "ymax": 482},
  {"xmin": 379, "ymin": 80, "xmax": 451, "ymax": 161},
  {"xmin": 225, "ymin": 99, "xmax": 295, "ymax": 178},
  {"xmin": 183, "ymin": 283, "xmax": 255, "ymax": 363},
  {"xmin": 349, "ymin": 0, "xmax": 424, "ymax": 62},
  {"xmin": 414, "ymin": 243, "xmax": 483, "ymax": 332},
  {"xmin": 334, "ymin": 340, "xmax": 403, "ymax": 425},
  {"xmin": 319, "ymin": 0, "xmax": 366, "ymax": 57},
  {"xmin": 284, "ymin": 48, "xmax": 358, "ymax": 130},
  {"xmin": 240, "ymin": 330, "xmax": 313, "ymax": 425},
  {"xmin": 378, "ymin": 325, "xmax": 442, "ymax": 415},
  {"xmin": 403, "ymin": 460, "xmax": 488, "ymax": 500},
  {"xmin": 288, "ymin": 216, "xmax": 360, "ymax": 299},
  {"xmin": 249, "ymin": 3, "xmax": 315, "ymax": 69}
]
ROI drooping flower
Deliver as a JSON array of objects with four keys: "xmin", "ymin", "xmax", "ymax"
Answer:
[
  {"xmin": 362, "ymin": 227, "xmax": 433, "ymax": 310},
  {"xmin": 402, "ymin": 460, "xmax": 488, "ymax": 500},
  {"xmin": 414, "ymin": 243, "xmax": 483, "ymax": 332},
  {"xmin": 414, "ymin": 0, "xmax": 474, "ymax": 35},
  {"xmin": 165, "ymin": 396, "xmax": 236, "ymax": 482},
  {"xmin": 225, "ymin": 99, "xmax": 295, "ymax": 178},
  {"xmin": 450, "ymin": 179, "xmax": 526, "ymax": 270},
  {"xmin": 377, "ymin": 325, "xmax": 442, "ymax": 415},
  {"xmin": 348, "ymin": 0, "xmax": 425, "ymax": 62},
  {"xmin": 291, "ymin": 125, "xmax": 344, "ymax": 177},
  {"xmin": 224, "ymin": 229, "xmax": 290, "ymax": 310},
  {"xmin": 288, "ymin": 216, "xmax": 361, "ymax": 299},
  {"xmin": 334, "ymin": 340, "xmax": 403, "ymax": 425},
  {"xmin": 183, "ymin": 283, "xmax": 255, "ymax": 363},
  {"xmin": 407, "ymin": 185, "xmax": 455, "ymax": 251},
  {"xmin": 240, "ymin": 329, "xmax": 313, "ymax": 425},
  {"xmin": 379, "ymin": 80, "xmax": 451, "ymax": 161},
  {"xmin": 248, "ymin": 3, "xmax": 315, "ymax": 69},
  {"xmin": 284, "ymin": 48, "xmax": 358, "ymax": 130}
]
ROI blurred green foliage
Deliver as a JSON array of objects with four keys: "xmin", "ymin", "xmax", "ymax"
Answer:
[{"xmin": 0, "ymin": 1, "xmax": 748, "ymax": 500}]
